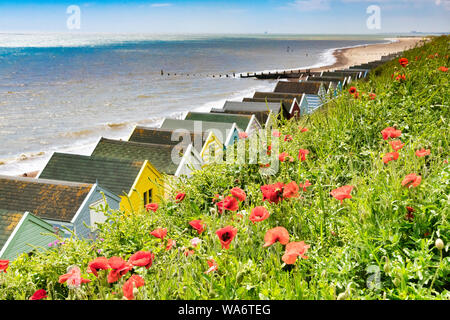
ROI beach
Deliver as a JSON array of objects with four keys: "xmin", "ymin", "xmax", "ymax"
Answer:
[{"xmin": 312, "ymin": 37, "xmax": 426, "ymax": 72}]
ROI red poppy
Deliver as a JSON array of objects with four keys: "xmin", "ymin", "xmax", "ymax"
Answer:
[
  {"xmin": 279, "ymin": 152, "xmax": 294, "ymax": 163},
  {"xmin": 175, "ymin": 192, "xmax": 186, "ymax": 203},
  {"xmin": 405, "ymin": 206, "xmax": 415, "ymax": 221},
  {"xmin": 299, "ymin": 180, "xmax": 311, "ymax": 192},
  {"xmin": 415, "ymin": 149, "xmax": 430, "ymax": 157},
  {"xmin": 381, "ymin": 127, "xmax": 402, "ymax": 140},
  {"xmin": 369, "ymin": 93, "xmax": 376, "ymax": 100},
  {"xmin": 165, "ymin": 239, "xmax": 176, "ymax": 251},
  {"xmin": 438, "ymin": 66, "xmax": 448, "ymax": 72},
  {"xmin": 204, "ymin": 259, "xmax": 218, "ymax": 274},
  {"xmin": 395, "ymin": 74, "xmax": 406, "ymax": 81},
  {"xmin": 389, "ymin": 140, "xmax": 405, "ymax": 151},
  {"xmin": 0, "ymin": 260, "xmax": 9, "ymax": 273},
  {"xmin": 150, "ymin": 228, "xmax": 167, "ymax": 240},
  {"xmin": 216, "ymin": 196, "xmax": 239, "ymax": 214},
  {"xmin": 128, "ymin": 251, "xmax": 155, "ymax": 269},
  {"xmin": 263, "ymin": 227, "xmax": 290, "ymax": 247},
  {"xmin": 272, "ymin": 130, "xmax": 281, "ymax": 138},
  {"xmin": 145, "ymin": 203, "xmax": 158, "ymax": 212},
  {"xmin": 383, "ymin": 151, "xmax": 399, "ymax": 164},
  {"xmin": 261, "ymin": 182, "xmax": 284, "ymax": 204},
  {"xmin": 267, "ymin": 145, "xmax": 272, "ymax": 156},
  {"xmin": 249, "ymin": 206, "xmax": 270, "ymax": 224},
  {"xmin": 107, "ymin": 257, "xmax": 132, "ymax": 283},
  {"xmin": 299, "ymin": 127, "xmax": 309, "ymax": 133},
  {"xmin": 354, "ymin": 92, "xmax": 360, "ymax": 99},
  {"xmin": 282, "ymin": 241, "xmax": 310, "ymax": 265},
  {"xmin": 184, "ymin": 249, "xmax": 195, "ymax": 257},
  {"xmin": 282, "ymin": 181, "xmax": 299, "ymax": 199},
  {"xmin": 189, "ymin": 220, "xmax": 206, "ymax": 235},
  {"xmin": 349, "ymin": 86, "xmax": 357, "ymax": 94},
  {"xmin": 238, "ymin": 132, "xmax": 248, "ymax": 139},
  {"xmin": 298, "ymin": 149, "xmax": 309, "ymax": 161},
  {"xmin": 284, "ymin": 135, "xmax": 293, "ymax": 142},
  {"xmin": 330, "ymin": 185, "xmax": 353, "ymax": 204},
  {"xmin": 401, "ymin": 173, "xmax": 422, "ymax": 188},
  {"xmin": 216, "ymin": 226, "xmax": 238, "ymax": 250},
  {"xmin": 398, "ymin": 57, "xmax": 408, "ymax": 67},
  {"xmin": 230, "ymin": 187, "xmax": 246, "ymax": 202},
  {"xmin": 123, "ymin": 275, "xmax": 145, "ymax": 300},
  {"xmin": 87, "ymin": 257, "xmax": 110, "ymax": 277},
  {"xmin": 59, "ymin": 266, "xmax": 91, "ymax": 288},
  {"xmin": 29, "ymin": 289, "xmax": 47, "ymax": 300}
]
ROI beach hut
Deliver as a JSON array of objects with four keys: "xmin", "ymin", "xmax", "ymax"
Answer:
[
  {"xmin": 0, "ymin": 175, "xmax": 120, "ymax": 239},
  {"xmin": 0, "ymin": 209, "xmax": 57, "ymax": 260},
  {"xmin": 185, "ymin": 112, "xmax": 261, "ymax": 135},
  {"xmin": 240, "ymin": 98, "xmax": 302, "ymax": 119},
  {"xmin": 321, "ymin": 71, "xmax": 362, "ymax": 80},
  {"xmin": 37, "ymin": 153, "xmax": 163, "ymax": 212},
  {"xmin": 159, "ymin": 118, "xmax": 239, "ymax": 163},
  {"xmin": 211, "ymin": 108, "xmax": 274, "ymax": 129},
  {"xmin": 274, "ymin": 81, "xmax": 325, "ymax": 95}
]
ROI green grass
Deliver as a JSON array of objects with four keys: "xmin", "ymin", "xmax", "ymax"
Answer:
[{"xmin": 0, "ymin": 35, "xmax": 448, "ymax": 300}]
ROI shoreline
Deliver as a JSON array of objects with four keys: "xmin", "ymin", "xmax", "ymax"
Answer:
[{"xmin": 10, "ymin": 37, "xmax": 426, "ymax": 178}]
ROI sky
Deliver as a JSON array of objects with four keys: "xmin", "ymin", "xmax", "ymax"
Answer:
[{"xmin": 0, "ymin": 0, "xmax": 449, "ymax": 34}]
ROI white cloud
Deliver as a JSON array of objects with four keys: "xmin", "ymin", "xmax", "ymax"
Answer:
[{"xmin": 287, "ymin": 0, "xmax": 331, "ymax": 11}]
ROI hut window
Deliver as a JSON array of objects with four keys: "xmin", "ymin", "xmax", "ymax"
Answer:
[
  {"xmin": 144, "ymin": 189, "xmax": 153, "ymax": 204},
  {"xmin": 209, "ymin": 144, "xmax": 215, "ymax": 159}
]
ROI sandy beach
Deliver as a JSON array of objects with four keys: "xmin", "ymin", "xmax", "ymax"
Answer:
[{"xmin": 313, "ymin": 37, "xmax": 426, "ymax": 72}]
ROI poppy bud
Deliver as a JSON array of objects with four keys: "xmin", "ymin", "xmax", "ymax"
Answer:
[
  {"xmin": 236, "ymin": 271, "xmax": 245, "ymax": 284},
  {"xmin": 337, "ymin": 291, "xmax": 348, "ymax": 300},
  {"xmin": 393, "ymin": 277, "xmax": 401, "ymax": 287},
  {"xmin": 384, "ymin": 261, "xmax": 390, "ymax": 274},
  {"xmin": 210, "ymin": 207, "xmax": 217, "ymax": 215},
  {"xmin": 261, "ymin": 273, "xmax": 267, "ymax": 282},
  {"xmin": 435, "ymin": 238, "xmax": 444, "ymax": 250}
]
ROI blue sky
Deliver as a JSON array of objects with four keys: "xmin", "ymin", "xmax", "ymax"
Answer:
[{"xmin": 0, "ymin": 0, "xmax": 449, "ymax": 33}]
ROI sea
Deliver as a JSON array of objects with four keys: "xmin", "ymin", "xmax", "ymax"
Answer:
[{"xmin": 0, "ymin": 33, "xmax": 389, "ymax": 175}]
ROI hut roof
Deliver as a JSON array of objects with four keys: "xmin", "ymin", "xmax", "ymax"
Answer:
[
  {"xmin": 185, "ymin": 112, "xmax": 252, "ymax": 132},
  {"xmin": 274, "ymin": 81, "xmax": 323, "ymax": 94},
  {"xmin": 128, "ymin": 127, "xmax": 201, "ymax": 152},
  {"xmin": 91, "ymin": 138, "xmax": 179, "ymax": 175},
  {"xmin": 253, "ymin": 92, "xmax": 304, "ymax": 101},
  {"xmin": 0, "ymin": 175, "xmax": 93, "ymax": 222},
  {"xmin": 39, "ymin": 153, "xmax": 143, "ymax": 196},
  {"xmin": 0, "ymin": 209, "xmax": 26, "ymax": 250},
  {"xmin": 210, "ymin": 109, "xmax": 270, "ymax": 126}
]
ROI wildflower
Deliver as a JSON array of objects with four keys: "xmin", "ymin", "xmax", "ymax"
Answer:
[
  {"xmin": 284, "ymin": 135, "xmax": 293, "ymax": 142},
  {"xmin": 435, "ymin": 239, "xmax": 444, "ymax": 251},
  {"xmin": 145, "ymin": 203, "xmax": 158, "ymax": 212},
  {"xmin": 190, "ymin": 237, "xmax": 202, "ymax": 248},
  {"xmin": 0, "ymin": 260, "xmax": 9, "ymax": 273},
  {"xmin": 272, "ymin": 130, "xmax": 281, "ymax": 138},
  {"xmin": 282, "ymin": 181, "xmax": 299, "ymax": 199},
  {"xmin": 415, "ymin": 149, "xmax": 430, "ymax": 157},
  {"xmin": 267, "ymin": 145, "xmax": 272, "ymax": 156},
  {"xmin": 122, "ymin": 275, "xmax": 145, "ymax": 300},
  {"xmin": 438, "ymin": 66, "xmax": 448, "ymax": 72},
  {"xmin": 175, "ymin": 192, "xmax": 186, "ymax": 203},
  {"xmin": 389, "ymin": 140, "xmax": 405, "ymax": 151},
  {"xmin": 238, "ymin": 132, "xmax": 248, "ymax": 139},
  {"xmin": 189, "ymin": 220, "xmax": 206, "ymax": 234},
  {"xmin": 299, "ymin": 127, "xmax": 309, "ymax": 133},
  {"xmin": 405, "ymin": 206, "xmax": 415, "ymax": 221},
  {"xmin": 369, "ymin": 93, "xmax": 376, "ymax": 100},
  {"xmin": 383, "ymin": 151, "xmax": 399, "ymax": 164},
  {"xmin": 330, "ymin": 185, "xmax": 353, "ymax": 204},
  {"xmin": 204, "ymin": 259, "xmax": 218, "ymax": 274},
  {"xmin": 349, "ymin": 86, "xmax": 357, "ymax": 94},
  {"xmin": 216, "ymin": 226, "xmax": 238, "ymax": 250},
  {"xmin": 298, "ymin": 149, "xmax": 309, "ymax": 161},
  {"xmin": 216, "ymin": 196, "xmax": 239, "ymax": 214},
  {"xmin": 165, "ymin": 239, "xmax": 176, "ymax": 251},
  {"xmin": 381, "ymin": 127, "xmax": 402, "ymax": 140},
  {"xmin": 282, "ymin": 241, "xmax": 310, "ymax": 265},
  {"xmin": 87, "ymin": 257, "xmax": 110, "ymax": 277},
  {"xmin": 249, "ymin": 206, "xmax": 270, "ymax": 224},
  {"xmin": 263, "ymin": 227, "xmax": 290, "ymax": 247},
  {"xmin": 399, "ymin": 57, "xmax": 409, "ymax": 67},
  {"xmin": 107, "ymin": 257, "xmax": 132, "ymax": 283},
  {"xmin": 128, "ymin": 251, "xmax": 155, "ymax": 269},
  {"xmin": 279, "ymin": 152, "xmax": 294, "ymax": 163},
  {"xmin": 150, "ymin": 228, "xmax": 168, "ymax": 240},
  {"xmin": 184, "ymin": 249, "xmax": 195, "ymax": 256},
  {"xmin": 230, "ymin": 187, "xmax": 246, "ymax": 202},
  {"xmin": 261, "ymin": 182, "xmax": 284, "ymax": 204},
  {"xmin": 299, "ymin": 180, "xmax": 311, "ymax": 192},
  {"xmin": 401, "ymin": 173, "xmax": 422, "ymax": 188},
  {"xmin": 354, "ymin": 92, "xmax": 359, "ymax": 99},
  {"xmin": 395, "ymin": 74, "xmax": 406, "ymax": 81},
  {"xmin": 29, "ymin": 289, "xmax": 47, "ymax": 300},
  {"xmin": 59, "ymin": 266, "xmax": 91, "ymax": 288}
]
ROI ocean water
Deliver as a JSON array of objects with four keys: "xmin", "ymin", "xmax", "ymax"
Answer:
[{"xmin": 0, "ymin": 33, "xmax": 388, "ymax": 175}]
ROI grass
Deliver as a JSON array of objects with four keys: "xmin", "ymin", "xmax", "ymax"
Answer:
[{"xmin": 0, "ymin": 35, "xmax": 448, "ymax": 300}]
